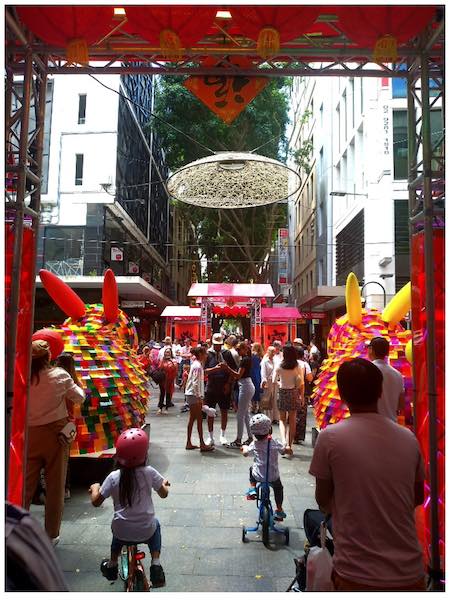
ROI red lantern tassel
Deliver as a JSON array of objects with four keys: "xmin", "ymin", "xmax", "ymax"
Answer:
[
  {"xmin": 373, "ymin": 34, "xmax": 398, "ymax": 64},
  {"xmin": 160, "ymin": 29, "xmax": 183, "ymax": 60},
  {"xmin": 257, "ymin": 27, "xmax": 280, "ymax": 60}
]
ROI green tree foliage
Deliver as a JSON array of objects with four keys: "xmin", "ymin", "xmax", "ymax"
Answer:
[{"xmin": 152, "ymin": 75, "xmax": 291, "ymax": 282}]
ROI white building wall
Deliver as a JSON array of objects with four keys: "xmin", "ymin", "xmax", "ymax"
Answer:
[
  {"xmin": 42, "ymin": 74, "xmax": 120, "ymax": 225},
  {"xmin": 331, "ymin": 77, "xmax": 396, "ymax": 307},
  {"xmin": 289, "ymin": 70, "xmax": 410, "ymax": 310}
]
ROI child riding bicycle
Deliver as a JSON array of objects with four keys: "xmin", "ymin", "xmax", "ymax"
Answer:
[
  {"xmin": 241, "ymin": 413, "xmax": 291, "ymax": 521},
  {"xmin": 89, "ymin": 428, "xmax": 170, "ymax": 588}
]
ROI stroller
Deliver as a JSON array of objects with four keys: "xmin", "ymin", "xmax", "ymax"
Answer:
[{"xmin": 287, "ymin": 509, "xmax": 333, "ymax": 592}]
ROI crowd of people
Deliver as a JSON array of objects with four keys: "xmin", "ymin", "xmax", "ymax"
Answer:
[
  {"xmin": 20, "ymin": 330, "xmax": 428, "ymax": 592},
  {"xmin": 137, "ymin": 333, "xmax": 322, "ymax": 455}
]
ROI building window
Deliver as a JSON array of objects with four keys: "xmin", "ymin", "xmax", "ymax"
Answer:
[
  {"xmin": 78, "ymin": 94, "xmax": 87, "ymax": 124},
  {"xmin": 44, "ymin": 226, "xmax": 84, "ymax": 275},
  {"xmin": 317, "ymin": 203, "xmax": 323, "ymax": 237},
  {"xmin": 393, "ymin": 110, "xmax": 408, "ymax": 179},
  {"xmin": 336, "ymin": 209, "xmax": 364, "ymax": 285},
  {"xmin": 318, "ymin": 259, "xmax": 323, "ymax": 285},
  {"xmin": 394, "ymin": 199, "xmax": 410, "ymax": 292},
  {"xmin": 350, "ymin": 78, "xmax": 355, "ymax": 128},
  {"xmin": 75, "ymin": 154, "xmax": 84, "ymax": 185},
  {"xmin": 342, "ymin": 90, "xmax": 347, "ymax": 145}
]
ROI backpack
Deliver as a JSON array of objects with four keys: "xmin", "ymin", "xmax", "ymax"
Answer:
[{"xmin": 6, "ymin": 502, "xmax": 69, "ymax": 591}]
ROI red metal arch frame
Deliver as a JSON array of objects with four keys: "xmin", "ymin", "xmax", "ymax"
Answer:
[{"xmin": 4, "ymin": 5, "xmax": 445, "ymax": 588}]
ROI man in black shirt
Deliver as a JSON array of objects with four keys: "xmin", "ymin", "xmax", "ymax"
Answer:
[{"xmin": 204, "ymin": 333, "xmax": 236, "ymax": 446}]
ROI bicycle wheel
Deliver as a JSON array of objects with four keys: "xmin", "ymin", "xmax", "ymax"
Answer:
[
  {"xmin": 285, "ymin": 527, "xmax": 290, "ymax": 546},
  {"xmin": 262, "ymin": 504, "xmax": 270, "ymax": 546},
  {"xmin": 132, "ymin": 569, "xmax": 146, "ymax": 592},
  {"xmin": 242, "ymin": 526, "xmax": 248, "ymax": 543}
]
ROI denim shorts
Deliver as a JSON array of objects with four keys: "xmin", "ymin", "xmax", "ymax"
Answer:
[{"xmin": 111, "ymin": 519, "xmax": 161, "ymax": 554}]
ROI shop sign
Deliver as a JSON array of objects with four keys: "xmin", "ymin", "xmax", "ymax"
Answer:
[
  {"xmin": 111, "ymin": 247, "xmax": 123, "ymax": 262},
  {"xmin": 299, "ymin": 311, "xmax": 326, "ymax": 320},
  {"xmin": 128, "ymin": 261, "xmax": 139, "ymax": 274},
  {"xmin": 121, "ymin": 300, "xmax": 145, "ymax": 308}
]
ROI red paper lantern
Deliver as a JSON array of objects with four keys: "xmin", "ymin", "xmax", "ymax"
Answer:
[{"xmin": 32, "ymin": 329, "xmax": 64, "ymax": 360}]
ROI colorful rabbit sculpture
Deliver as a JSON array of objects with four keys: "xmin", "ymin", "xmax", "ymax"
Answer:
[
  {"xmin": 312, "ymin": 272, "xmax": 412, "ymax": 430},
  {"xmin": 38, "ymin": 269, "xmax": 149, "ymax": 456}
]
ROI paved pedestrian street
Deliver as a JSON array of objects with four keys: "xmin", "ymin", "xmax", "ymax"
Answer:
[{"xmin": 30, "ymin": 390, "xmax": 317, "ymax": 592}]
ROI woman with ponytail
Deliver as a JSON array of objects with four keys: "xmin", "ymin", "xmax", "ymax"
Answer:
[{"xmin": 89, "ymin": 428, "xmax": 170, "ymax": 588}]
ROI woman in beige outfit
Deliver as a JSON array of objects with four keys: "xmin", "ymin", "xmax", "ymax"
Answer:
[
  {"xmin": 25, "ymin": 341, "xmax": 85, "ymax": 545},
  {"xmin": 260, "ymin": 346, "xmax": 279, "ymax": 424}
]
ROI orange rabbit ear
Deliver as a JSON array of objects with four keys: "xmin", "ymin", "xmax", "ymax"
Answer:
[
  {"xmin": 39, "ymin": 269, "xmax": 86, "ymax": 319},
  {"xmin": 102, "ymin": 269, "xmax": 119, "ymax": 323}
]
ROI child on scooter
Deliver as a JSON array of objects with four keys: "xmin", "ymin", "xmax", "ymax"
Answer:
[
  {"xmin": 89, "ymin": 428, "xmax": 170, "ymax": 588},
  {"xmin": 241, "ymin": 413, "xmax": 292, "ymax": 521}
]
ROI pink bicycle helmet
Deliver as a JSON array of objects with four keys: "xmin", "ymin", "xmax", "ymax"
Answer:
[{"xmin": 116, "ymin": 428, "xmax": 149, "ymax": 467}]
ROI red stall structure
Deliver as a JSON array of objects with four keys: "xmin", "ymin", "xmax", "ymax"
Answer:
[
  {"xmin": 261, "ymin": 307, "xmax": 301, "ymax": 346},
  {"xmin": 5, "ymin": 5, "xmax": 444, "ymax": 587},
  {"xmin": 160, "ymin": 306, "xmax": 201, "ymax": 342},
  {"xmin": 187, "ymin": 282, "xmax": 275, "ymax": 342}
]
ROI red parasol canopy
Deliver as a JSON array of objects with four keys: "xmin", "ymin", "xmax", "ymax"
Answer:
[
  {"xmin": 335, "ymin": 5, "xmax": 437, "ymax": 46},
  {"xmin": 16, "ymin": 6, "xmax": 115, "ymax": 47},
  {"xmin": 124, "ymin": 6, "xmax": 217, "ymax": 52},
  {"xmin": 229, "ymin": 6, "xmax": 321, "ymax": 44}
]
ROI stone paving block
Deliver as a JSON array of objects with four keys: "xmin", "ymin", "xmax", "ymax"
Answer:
[
  {"xmin": 55, "ymin": 544, "xmax": 110, "ymax": 571},
  {"xmin": 162, "ymin": 492, "xmax": 222, "ymax": 509},
  {"xmin": 220, "ymin": 507, "xmax": 260, "ymax": 528},
  {"xmin": 274, "ymin": 575, "xmax": 297, "ymax": 592},
  {"xmin": 151, "ymin": 574, "xmax": 274, "ymax": 593},
  {"xmin": 259, "ymin": 545, "xmax": 301, "ymax": 577},
  {"xmin": 163, "ymin": 508, "xmax": 222, "ymax": 527},
  {"xmin": 64, "ymin": 570, "xmax": 120, "ymax": 592},
  {"xmin": 193, "ymin": 546, "xmax": 263, "ymax": 576}
]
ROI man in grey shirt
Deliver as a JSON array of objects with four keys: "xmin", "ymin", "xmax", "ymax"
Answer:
[{"xmin": 367, "ymin": 337, "xmax": 405, "ymax": 421}]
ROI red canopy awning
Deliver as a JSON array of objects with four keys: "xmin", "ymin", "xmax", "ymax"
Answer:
[
  {"xmin": 161, "ymin": 306, "xmax": 201, "ymax": 319},
  {"xmin": 188, "ymin": 282, "xmax": 274, "ymax": 301},
  {"xmin": 262, "ymin": 307, "xmax": 301, "ymax": 322}
]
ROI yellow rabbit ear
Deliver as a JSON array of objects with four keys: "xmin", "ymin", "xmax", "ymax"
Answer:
[
  {"xmin": 345, "ymin": 272, "xmax": 362, "ymax": 327},
  {"xmin": 382, "ymin": 282, "xmax": 411, "ymax": 328},
  {"xmin": 405, "ymin": 339, "xmax": 413, "ymax": 364}
]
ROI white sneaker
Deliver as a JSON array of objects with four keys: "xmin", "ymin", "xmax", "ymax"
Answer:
[
  {"xmin": 220, "ymin": 434, "xmax": 228, "ymax": 445},
  {"xmin": 205, "ymin": 435, "xmax": 215, "ymax": 447},
  {"xmin": 51, "ymin": 536, "xmax": 60, "ymax": 547}
]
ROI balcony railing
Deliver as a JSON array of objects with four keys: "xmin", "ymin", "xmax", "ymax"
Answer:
[{"xmin": 44, "ymin": 258, "xmax": 83, "ymax": 277}]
